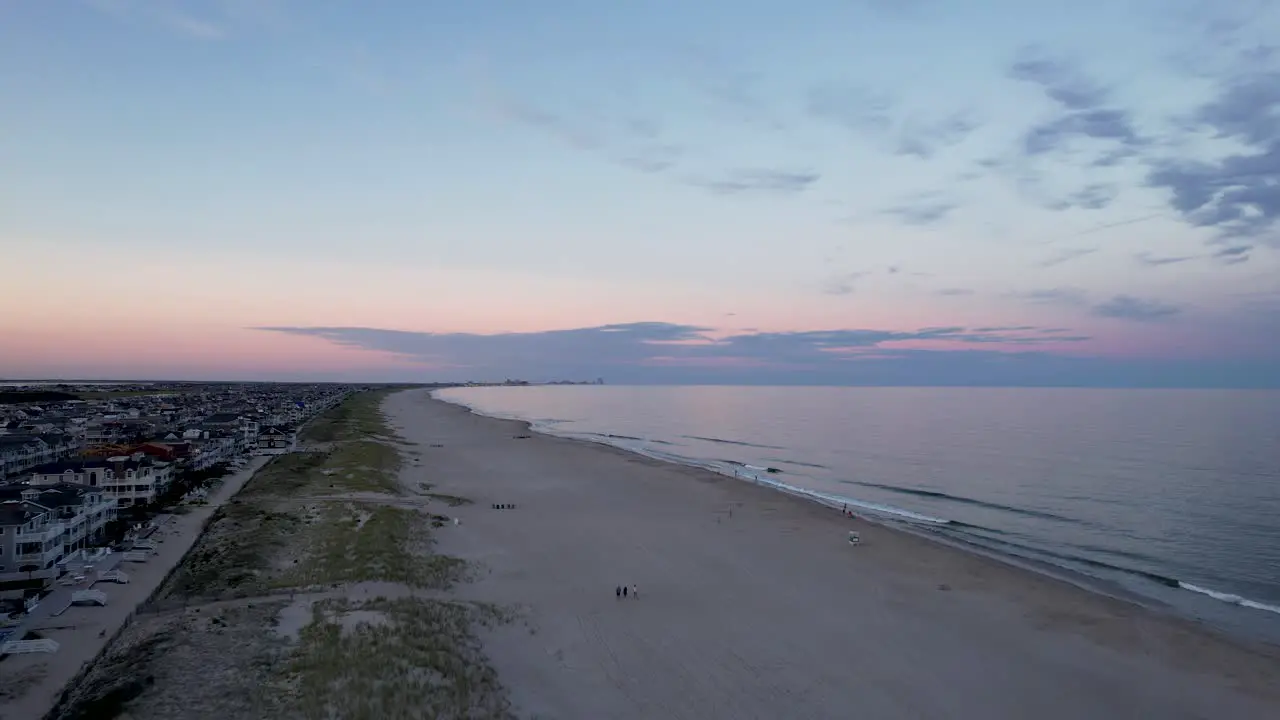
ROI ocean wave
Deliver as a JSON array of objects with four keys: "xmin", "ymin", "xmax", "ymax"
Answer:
[
  {"xmin": 728, "ymin": 467, "xmax": 949, "ymax": 524},
  {"xmin": 434, "ymin": 388, "xmax": 1280, "ymax": 623},
  {"xmin": 929, "ymin": 525, "xmax": 1280, "ymax": 610},
  {"xmin": 600, "ymin": 433, "xmax": 644, "ymax": 441},
  {"xmin": 682, "ymin": 434, "xmax": 787, "ymax": 451},
  {"xmin": 845, "ymin": 480, "xmax": 1083, "ymax": 525},
  {"xmin": 1179, "ymin": 583, "xmax": 1280, "ymax": 615},
  {"xmin": 762, "ymin": 457, "xmax": 829, "ymax": 470}
]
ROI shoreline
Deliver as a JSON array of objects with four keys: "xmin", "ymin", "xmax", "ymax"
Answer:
[
  {"xmin": 398, "ymin": 390, "xmax": 1279, "ymax": 717},
  {"xmin": 429, "ymin": 389, "xmax": 1280, "ymax": 653}
]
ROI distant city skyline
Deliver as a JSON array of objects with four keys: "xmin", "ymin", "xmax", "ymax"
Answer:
[{"xmin": 2, "ymin": 1, "xmax": 1278, "ymax": 386}]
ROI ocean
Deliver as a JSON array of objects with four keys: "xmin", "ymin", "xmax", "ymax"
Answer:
[{"xmin": 435, "ymin": 385, "xmax": 1280, "ymax": 643}]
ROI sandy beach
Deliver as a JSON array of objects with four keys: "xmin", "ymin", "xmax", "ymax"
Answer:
[
  {"xmin": 22, "ymin": 389, "xmax": 1278, "ymax": 720},
  {"xmin": 386, "ymin": 389, "xmax": 1280, "ymax": 719},
  {"xmin": 0, "ymin": 456, "xmax": 270, "ymax": 720}
]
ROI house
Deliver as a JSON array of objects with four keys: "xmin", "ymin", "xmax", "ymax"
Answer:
[
  {"xmin": 133, "ymin": 441, "xmax": 187, "ymax": 462},
  {"xmin": 254, "ymin": 426, "xmax": 295, "ymax": 455},
  {"xmin": 27, "ymin": 455, "xmax": 173, "ymax": 508},
  {"xmin": 0, "ymin": 436, "xmax": 50, "ymax": 481},
  {"xmin": 0, "ymin": 501, "xmax": 63, "ymax": 584},
  {"xmin": 0, "ymin": 483, "xmax": 117, "ymax": 560}
]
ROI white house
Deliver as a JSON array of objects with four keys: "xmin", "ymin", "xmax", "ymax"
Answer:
[
  {"xmin": 0, "ymin": 484, "xmax": 117, "ymax": 587},
  {"xmin": 27, "ymin": 455, "xmax": 173, "ymax": 508}
]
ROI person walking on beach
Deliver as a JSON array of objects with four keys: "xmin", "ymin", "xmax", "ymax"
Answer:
[
  {"xmin": 616, "ymin": 586, "xmax": 622, "ymax": 598},
  {"xmin": 622, "ymin": 585, "xmax": 628, "ymax": 598},
  {"xmin": 631, "ymin": 584, "xmax": 638, "ymax": 599}
]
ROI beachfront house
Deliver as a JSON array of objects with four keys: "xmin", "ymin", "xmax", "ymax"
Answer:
[
  {"xmin": 27, "ymin": 455, "xmax": 173, "ymax": 508},
  {"xmin": 0, "ymin": 483, "xmax": 117, "ymax": 559},
  {"xmin": 254, "ymin": 426, "xmax": 295, "ymax": 455},
  {"xmin": 0, "ymin": 436, "xmax": 49, "ymax": 481},
  {"xmin": 0, "ymin": 501, "xmax": 64, "ymax": 590}
]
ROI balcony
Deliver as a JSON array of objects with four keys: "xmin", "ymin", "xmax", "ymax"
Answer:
[{"xmin": 17, "ymin": 523, "xmax": 66, "ymax": 545}]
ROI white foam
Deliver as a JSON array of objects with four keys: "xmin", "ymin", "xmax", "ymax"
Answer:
[
  {"xmin": 731, "ymin": 467, "xmax": 949, "ymax": 525},
  {"xmin": 1179, "ymin": 582, "xmax": 1280, "ymax": 615}
]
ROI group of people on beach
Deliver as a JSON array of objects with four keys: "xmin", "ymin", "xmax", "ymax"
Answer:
[{"xmin": 615, "ymin": 584, "xmax": 638, "ymax": 599}]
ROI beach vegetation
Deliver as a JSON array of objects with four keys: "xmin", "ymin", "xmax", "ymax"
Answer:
[
  {"xmin": 279, "ymin": 597, "xmax": 512, "ymax": 720},
  {"xmin": 163, "ymin": 502, "xmax": 301, "ymax": 599},
  {"xmin": 277, "ymin": 502, "xmax": 464, "ymax": 589},
  {"xmin": 301, "ymin": 389, "xmax": 401, "ymax": 443},
  {"xmin": 321, "ymin": 440, "xmax": 403, "ymax": 495}
]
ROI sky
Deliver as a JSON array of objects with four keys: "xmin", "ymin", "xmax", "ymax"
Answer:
[{"xmin": 1, "ymin": 0, "xmax": 1278, "ymax": 386}]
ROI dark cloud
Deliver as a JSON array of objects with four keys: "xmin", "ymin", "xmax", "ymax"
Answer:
[
  {"xmin": 1214, "ymin": 244, "xmax": 1253, "ymax": 264},
  {"xmin": 1037, "ymin": 247, "xmax": 1097, "ymax": 268},
  {"xmin": 1045, "ymin": 183, "xmax": 1119, "ymax": 211},
  {"xmin": 256, "ymin": 322, "xmax": 1086, "ymax": 377},
  {"xmin": 1008, "ymin": 48, "xmax": 1146, "ymax": 160},
  {"xmin": 690, "ymin": 168, "xmax": 820, "ymax": 195},
  {"xmin": 1010, "ymin": 53, "xmax": 1109, "ymax": 110},
  {"xmin": 251, "ymin": 321, "xmax": 1280, "ymax": 388},
  {"xmin": 1134, "ymin": 252, "xmax": 1194, "ymax": 267},
  {"xmin": 1022, "ymin": 109, "xmax": 1144, "ymax": 157},
  {"xmin": 883, "ymin": 193, "xmax": 957, "ymax": 225},
  {"xmin": 1144, "ymin": 70, "xmax": 1280, "ymax": 250},
  {"xmin": 1092, "ymin": 295, "xmax": 1182, "ymax": 322}
]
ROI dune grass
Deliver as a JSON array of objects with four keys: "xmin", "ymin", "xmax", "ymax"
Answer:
[
  {"xmin": 283, "ymin": 597, "xmax": 512, "ymax": 720},
  {"xmin": 163, "ymin": 501, "xmax": 302, "ymax": 599},
  {"xmin": 302, "ymin": 390, "xmax": 402, "ymax": 443},
  {"xmin": 320, "ymin": 440, "xmax": 403, "ymax": 495},
  {"xmin": 275, "ymin": 502, "xmax": 465, "ymax": 590}
]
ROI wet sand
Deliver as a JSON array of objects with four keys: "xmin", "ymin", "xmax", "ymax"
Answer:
[{"xmin": 388, "ymin": 389, "xmax": 1280, "ymax": 720}]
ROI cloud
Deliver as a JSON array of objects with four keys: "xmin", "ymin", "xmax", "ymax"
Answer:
[
  {"xmin": 1134, "ymin": 252, "xmax": 1194, "ymax": 267},
  {"xmin": 936, "ymin": 288, "xmax": 975, "ymax": 296},
  {"xmin": 252, "ymin": 322, "xmax": 1277, "ymax": 387},
  {"xmin": 1037, "ymin": 247, "xmax": 1098, "ymax": 268},
  {"xmin": 895, "ymin": 112, "xmax": 980, "ymax": 159},
  {"xmin": 689, "ymin": 168, "xmax": 819, "ymax": 195},
  {"xmin": 499, "ymin": 101, "xmax": 601, "ymax": 151},
  {"xmin": 806, "ymin": 85, "xmax": 976, "ymax": 158},
  {"xmin": 1092, "ymin": 295, "xmax": 1182, "ymax": 322},
  {"xmin": 806, "ymin": 85, "xmax": 894, "ymax": 134},
  {"xmin": 1144, "ymin": 69, "xmax": 1280, "ymax": 250},
  {"xmin": 1214, "ymin": 244, "xmax": 1253, "ymax": 264},
  {"xmin": 1045, "ymin": 183, "xmax": 1119, "ymax": 211},
  {"xmin": 883, "ymin": 192, "xmax": 957, "ymax": 225},
  {"xmin": 255, "ymin": 322, "xmax": 1090, "ymax": 371},
  {"xmin": 1016, "ymin": 287, "xmax": 1089, "ymax": 306},
  {"xmin": 676, "ymin": 47, "xmax": 782, "ymax": 131},
  {"xmin": 1008, "ymin": 48, "xmax": 1146, "ymax": 160},
  {"xmin": 821, "ymin": 272, "xmax": 868, "ymax": 296},
  {"xmin": 616, "ymin": 144, "xmax": 684, "ymax": 174}
]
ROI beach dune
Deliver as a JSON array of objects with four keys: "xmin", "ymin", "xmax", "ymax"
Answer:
[{"xmin": 388, "ymin": 390, "xmax": 1280, "ymax": 720}]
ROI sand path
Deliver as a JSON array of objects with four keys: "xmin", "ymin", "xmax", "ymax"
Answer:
[{"xmin": 387, "ymin": 389, "xmax": 1280, "ymax": 720}]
